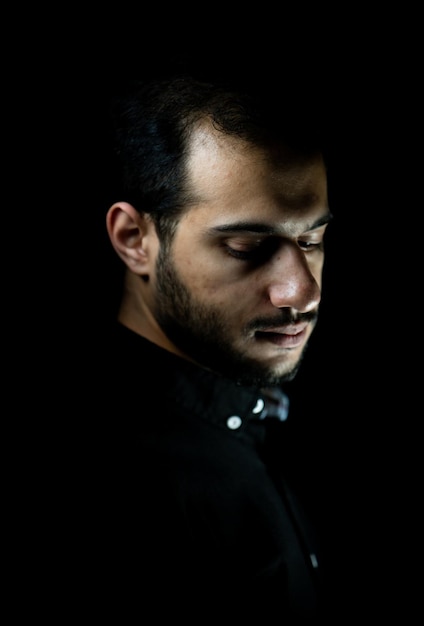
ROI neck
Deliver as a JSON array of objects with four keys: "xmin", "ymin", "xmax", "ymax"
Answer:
[{"xmin": 117, "ymin": 269, "xmax": 190, "ymax": 361}]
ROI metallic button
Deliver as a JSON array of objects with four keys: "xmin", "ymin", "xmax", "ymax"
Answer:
[
  {"xmin": 252, "ymin": 398, "xmax": 265, "ymax": 414},
  {"xmin": 226, "ymin": 415, "xmax": 242, "ymax": 430}
]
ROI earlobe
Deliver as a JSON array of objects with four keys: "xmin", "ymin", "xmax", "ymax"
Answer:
[{"xmin": 106, "ymin": 202, "xmax": 153, "ymax": 274}]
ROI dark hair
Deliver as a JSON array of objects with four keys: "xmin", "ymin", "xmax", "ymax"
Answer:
[{"xmin": 107, "ymin": 66, "xmax": 328, "ymax": 240}]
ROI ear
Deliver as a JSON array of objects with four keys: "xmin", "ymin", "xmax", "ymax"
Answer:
[{"xmin": 106, "ymin": 202, "xmax": 158, "ymax": 275}]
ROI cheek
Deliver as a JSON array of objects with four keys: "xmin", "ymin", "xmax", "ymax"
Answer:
[
  {"xmin": 310, "ymin": 257, "xmax": 325, "ymax": 286},
  {"xmin": 174, "ymin": 239, "xmax": 224, "ymax": 292},
  {"xmin": 179, "ymin": 254, "xmax": 248, "ymax": 313},
  {"xmin": 313, "ymin": 270, "xmax": 323, "ymax": 290},
  {"xmin": 172, "ymin": 232, "xmax": 258, "ymax": 307},
  {"xmin": 183, "ymin": 261, "xmax": 225, "ymax": 295}
]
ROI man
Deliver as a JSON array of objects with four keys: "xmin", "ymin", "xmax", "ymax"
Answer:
[{"xmin": 87, "ymin": 67, "xmax": 333, "ymax": 620}]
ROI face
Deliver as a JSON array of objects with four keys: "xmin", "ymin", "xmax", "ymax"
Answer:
[{"xmin": 151, "ymin": 124, "xmax": 331, "ymax": 387}]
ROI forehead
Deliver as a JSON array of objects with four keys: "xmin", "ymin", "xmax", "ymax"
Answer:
[{"xmin": 184, "ymin": 122, "xmax": 328, "ymax": 228}]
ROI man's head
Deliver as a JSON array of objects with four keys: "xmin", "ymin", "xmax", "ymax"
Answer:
[{"xmin": 106, "ymin": 73, "xmax": 332, "ymax": 387}]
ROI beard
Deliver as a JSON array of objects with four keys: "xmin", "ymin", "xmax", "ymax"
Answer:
[{"xmin": 153, "ymin": 246, "xmax": 317, "ymax": 388}]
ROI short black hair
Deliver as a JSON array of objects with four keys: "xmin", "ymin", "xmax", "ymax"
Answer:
[{"xmin": 105, "ymin": 58, "xmax": 329, "ymax": 235}]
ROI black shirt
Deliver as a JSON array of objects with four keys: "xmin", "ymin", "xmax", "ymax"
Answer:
[{"xmin": 75, "ymin": 323, "xmax": 325, "ymax": 620}]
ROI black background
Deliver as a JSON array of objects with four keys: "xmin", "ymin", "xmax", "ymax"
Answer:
[{"xmin": 12, "ymin": 16, "xmax": 420, "ymax": 620}]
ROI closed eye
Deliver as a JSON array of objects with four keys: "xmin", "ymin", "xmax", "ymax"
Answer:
[
  {"xmin": 298, "ymin": 239, "xmax": 324, "ymax": 251},
  {"xmin": 297, "ymin": 223, "xmax": 329, "ymax": 252},
  {"xmin": 224, "ymin": 237, "xmax": 280, "ymax": 262}
]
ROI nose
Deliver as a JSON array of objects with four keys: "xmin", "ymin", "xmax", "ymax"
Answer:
[{"xmin": 267, "ymin": 246, "xmax": 322, "ymax": 313}]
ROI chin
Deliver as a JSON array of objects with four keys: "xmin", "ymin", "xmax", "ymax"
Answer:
[{"xmin": 269, "ymin": 358, "xmax": 303, "ymax": 384}]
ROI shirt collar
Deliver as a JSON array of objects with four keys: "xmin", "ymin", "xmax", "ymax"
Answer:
[{"xmin": 114, "ymin": 323, "xmax": 290, "ymax": 431}]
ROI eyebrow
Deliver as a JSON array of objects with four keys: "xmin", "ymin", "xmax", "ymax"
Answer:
[{"xmin": 211, "ymin": 212, "xmax": 334, "ymax": 235}]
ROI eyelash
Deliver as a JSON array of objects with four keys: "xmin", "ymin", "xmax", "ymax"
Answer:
[
  {"xmin": 299, "ymin": 240, "xmax": 324, "ymax": 251},
  {"xmin": 226, "ymin": 247, "xmax": 256, "ymax": 260},
  {"xmin": 225, "ymin": 240, "xmax": 323, "ymax": 261}
]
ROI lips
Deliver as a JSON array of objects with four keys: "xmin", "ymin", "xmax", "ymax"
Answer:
[{"xmin": 255, "ymin": 323, "xmax": 309, "ymax": 348}]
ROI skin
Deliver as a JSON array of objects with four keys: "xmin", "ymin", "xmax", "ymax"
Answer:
[{"xmin": 107, "ymin": 120, "xmax": 332, "ymax": 387}]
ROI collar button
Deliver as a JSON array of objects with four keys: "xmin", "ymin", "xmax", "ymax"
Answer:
[{"xmin": 226, "ymin": 415, "xmax": 242, "ymax": 430}]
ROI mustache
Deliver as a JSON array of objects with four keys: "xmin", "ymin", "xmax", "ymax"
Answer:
[{"xmin": 246, "ymin": 309, "xmax": 318, "ymax": 332}]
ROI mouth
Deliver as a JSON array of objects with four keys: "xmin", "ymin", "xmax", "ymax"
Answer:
[{"xmin": 255, "ymin": 323, "xmax": 309, "ymax": 348}]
